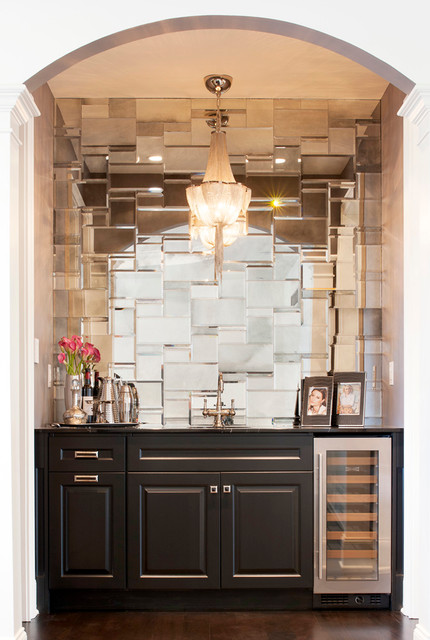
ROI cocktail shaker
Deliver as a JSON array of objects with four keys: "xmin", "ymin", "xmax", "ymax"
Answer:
[{"xmin": 118, "ymin": 383, "xmax": 132, "ymax": 423}]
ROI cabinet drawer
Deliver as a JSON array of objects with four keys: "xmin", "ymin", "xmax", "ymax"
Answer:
[
  {"xmin": 128, "ymin": 433, "xmax": 312, "ymax": 472},
  {"xmin": 49, "ymin": 435, "xmax": 125, "ymax": 472}
]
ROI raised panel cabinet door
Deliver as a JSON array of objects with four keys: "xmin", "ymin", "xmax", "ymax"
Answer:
[
  {"xmin": 127, "ymin": 472, "xmax": 220, "ymax": 589},
  {"xmin": 221, "ymin": 472, "xmax": 313, "ymax": 588},
  {"xmin": 49, "ymin": 472, "xmax": 125, "ymax": 589}
]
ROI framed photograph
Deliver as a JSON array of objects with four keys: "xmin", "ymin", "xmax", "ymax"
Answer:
[
  {"xmin": 332, "ymin": 372, "xmax": 366, "ymax": 427},
  {"xmin": 301, "ymin": 376, "xmax": 334, "ymax": 427}
]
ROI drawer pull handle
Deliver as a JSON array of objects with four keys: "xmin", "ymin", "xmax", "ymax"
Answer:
[
  {"xmin": 210, "ymin": 485, "xmax": 218, "ymax": 494},
  {"xmin": 74, "ymin": 475, "xmax": 99, "ymax": 483},
  {"xmin": 74, "ymin": 450, "xmax": 99, "ymax": 459},
  {"xmin": 223, "ymin": 485, "xmax": 231, "ymax": 494}
]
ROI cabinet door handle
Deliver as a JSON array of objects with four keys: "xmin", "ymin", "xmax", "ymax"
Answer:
[
  {"xmin": 210, "ymin": 485, "xmax": 218, "ymax": 494},
  {"xmin": 223, "ymin": 485, "xmax": 231, "ymax": 494},
  {"xmin": 74, "ymin": 450, "xmax": 99, "ymax": 459},
  {"xmin": 74, "ymin": 475, "xmax": 99, "ymax": 483}
]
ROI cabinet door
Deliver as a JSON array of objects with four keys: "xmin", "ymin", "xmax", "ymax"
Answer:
[
  {"xmin": 128, "ymin": 472, "xmax": 220, "ymax": 589},
  {"xmin": 49, "ymin": 472, "xmax": 125, "ymax": 589},
  {"xmin": 221, "ymin": 472, "xmax": 313, "ymax": 588}
]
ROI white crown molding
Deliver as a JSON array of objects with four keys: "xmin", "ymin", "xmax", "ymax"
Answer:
[
  {"xmin": 0, "ymin": 84, "xmax": 40, "ymax": 127},
  {"xmin": 398, "ymin": 85, "xmax": 430, "ymax": 145},
  {"xmin": 414, "ymin": 624, "xmax": 430, "ymax": 640}
]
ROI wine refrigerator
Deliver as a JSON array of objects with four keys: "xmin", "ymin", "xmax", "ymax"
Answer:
[{"xmin": 314, "ymin": 437, "xmax": 392, "ymax": 606}]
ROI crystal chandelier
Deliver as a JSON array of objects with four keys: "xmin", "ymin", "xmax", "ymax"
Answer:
[{"xmin": 186, "ymin": 75, "xmax": 251, "ymax": 281}]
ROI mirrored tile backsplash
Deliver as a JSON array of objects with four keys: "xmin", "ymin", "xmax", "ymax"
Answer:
[{"xmin": 53, "ymin": 97, "xmax": 382, "ymax": 426}]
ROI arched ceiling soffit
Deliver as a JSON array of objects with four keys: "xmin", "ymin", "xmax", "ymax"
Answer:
[{"xmin": 26, "ymin": 15, "xmax": 414, "ymax": 98}]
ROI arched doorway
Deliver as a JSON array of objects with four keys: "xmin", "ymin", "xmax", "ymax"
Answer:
[{"xmin": 8, "ymin": 14, "xmax": 420, "ymax": 639}]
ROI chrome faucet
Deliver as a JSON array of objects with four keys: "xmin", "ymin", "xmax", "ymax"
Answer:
[{"xmin": 202, "ymin": 373, "xmax": 235, "ymax": 428}]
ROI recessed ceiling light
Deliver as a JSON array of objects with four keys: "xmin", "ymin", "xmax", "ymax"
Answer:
[
  {"xmin": 148, "ymin": 155, "xmax": 163, "ymax": 162},
  {"xmin": 298, "ymin": 158, "xmax": 302, "ymax": 163},
  {"xmin": 148, "ymin": 187, "xmax": 163, "ymax": 193},
  {"xmin": 275, "ymin": 158, "xmax": 286, "ymax": 164}
]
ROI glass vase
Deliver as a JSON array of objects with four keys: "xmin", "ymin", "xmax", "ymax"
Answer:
[{"xmin": 64, "ymin": 374, "xmax": 82, "ymax": 410}]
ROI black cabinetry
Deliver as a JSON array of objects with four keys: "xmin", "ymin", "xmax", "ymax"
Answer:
[
  {"xmin": 35, "ymin": 428, "xmax": 402, "ymax": 613},
  {"xmin": 44, "ymin": 435, "xmax": 125, "ymax": 590}
]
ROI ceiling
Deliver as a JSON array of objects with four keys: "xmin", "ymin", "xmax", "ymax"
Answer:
[{"xmin": 48, "ymin": 28, "xmax": 389, "ymax": 100}]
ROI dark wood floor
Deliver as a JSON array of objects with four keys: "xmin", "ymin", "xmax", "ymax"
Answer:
[{"xmin": 24, "ymin": 610, "xmax": 417, "ymax": 640}]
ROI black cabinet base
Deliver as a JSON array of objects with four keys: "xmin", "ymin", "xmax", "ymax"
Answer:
[
  {"xmin": 313, "ymin": 593, "xmax": 390, "ymax": 609},
  {"xmin": 47, "ymin": 588, "xmax": 313, "ymax": 613}
]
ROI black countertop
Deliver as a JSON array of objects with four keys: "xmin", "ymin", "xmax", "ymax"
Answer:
[{"xmin": 37, "ymin": 423, "xmax": 403, "ymax": 435}]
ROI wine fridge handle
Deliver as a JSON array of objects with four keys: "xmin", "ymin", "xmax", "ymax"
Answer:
[{"xmin": 318, "ymin": 452, "xmax": 324, "ymax": 580}]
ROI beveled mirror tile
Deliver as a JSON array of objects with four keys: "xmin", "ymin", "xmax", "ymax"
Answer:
[
  {"xmin": 109, "ymin": 99, "xmax": 136, "ymax": 119},
  {"xmin": 114, "ymin": 272, "xmax": 162, "ymax": 299},
  {"xmin": 136, "ymin": 317, "xmax": 190, "ymax": 345},
  {"xmin": 302, "ymin": 298, "xmax": 328, "ymax": 326},
  {"xmin": 93, "ymin": 228, "xmax": 135, "ymax": 254},
  {"xmin": 141, "ymin": 410, "xmax": 163, "ymax": 425},
  {"xmin": 192, "ymin": 298, "xmax": 245, "ymax": 327},
  {"xmin": 163, "ymin": 239, "xmax": 190, "ymax": 252},
  {"xmin": 113, "ymin": 335, "xmax": 135, "ymax": 363},
  {"xmin": 82, "ymin": 320, "xmax": 109, "ymax": 336},
  {"xmin": 137, "ymin": 382, "xmax": 162, "ymax": 409},
  {"xmin": 110, "ymin": 257, "xmax": 136, "ymax": 271},
  {"xmin": 301, "ymin": 356, "xmax": 328, "ymax": 377},
  {"xmin": 136, "ymin": 99, "xmax": 191, "ymax": 123},
  {"xmin": 247, "ymin": 316, "xmax": 273, "ymax": 344},
  {"xmin": 112, "ymin": 365, "xmax": 136, "ymax": 380},
  {"xmin": 56, "ymin": 99, "xmax": 82, "ymax": 127},
  {"xmin": 247, "ymin": 374, "xmax": 274, "ymax": 390},
  {"xmin": 302, "ymin": 263, "xmax": 333, "ymax": 289},
  {"xmin": 248, "ymin": 280, "xmax": 299, "ymax": 309},
  {"xmin": 113, "ymin": 308, "xmax": 135, "ymax": 335},
  {"xmin": 219, "ymin": 343, "xmax": 273, "ymax": 373},
  {"xmin": 164, "ymin": 363, "xmax": 218, "ymax": 392},
  {"xmin": 274, "ymin": 362, "xmax": 301, "ymax": 390},
  {"xmin": 191, "ymin": 284, "xmax": 219, "ymax": 299},
  {"xmin": 274, "ymin": 252, "xmax": 300, "ymax": 280},
  {"xmin": 136, "ymin": 354, "xmax": 163, "ymax": 381},
  {"xmin": 302, "ymin": 191, "xmax": 327, "ymax": 217},
  {"xmin": 340, "ymin": 200, "xmax": 360, "ymax": 226},
  {"xmin": 218, "ymin": 328, "xmax": 246, "ymax": 344},
  {"xmin": 82, "ymin": 118, "xmax": 136, "ymax": 146},
  {"xmin": 224, "ymin": 235, "xmax": 273, "ymax": 263},
  {"xmin": 328, "ymin": 128, "xmax": 355, "ymax": 155},
  {"xmin": 275, "ymin": 218, "xmax": 327, "ymax": 245},
  {"xmin": 333, "ymin": 343, "xmax": 356, "ymax": 371},
  {"xmin": 247, "ymin": 390, "xmax": 296, "ymax": 418},
  {"xmin": 274, "ymin": 109, "xmax": 328, "ymax": 137},
  {"xmin": 136, "ymin": 302, "xmax": 163, "ymax": 317},
  {"xmin": 163, "ymin": 347, "xmax": 191, "ymax": 363},
  {"xmin": 221, "ymin": 271, "xmax": 246, "ymax": 298},
  {"xmin": 164, "ymin": 399, "xmax": 190, "ymax": 420},
  {"xmin": 273, "ymin": 310, "xmax": 300, "ymax": 326},
  {"xmin": 245, "ymin": 266, "xmax": 273, "ymax": 281},
  {"xmin": 84, "ymin": 289, "xmax": 108, "ymax": 317},
  {"xmin": 82, "ymin": 104, "xmax": 109, "ymax": 119},
  {"xmin": 164, "ymin": 253, "xmax": 214, "ymax": 282},
  {"xmin": 136, "ymin": 243, "xmax": 162, "ymax": 271},
  {"xmin": 246, "ymin": 99, "xmax": 273, "ymax": 127},
  {"xmin": 164, "ymin": 289, "xmax": 190, "ymax": 317},
  {"xmin": 336, "ymin": 261, "xmax": 355, "ymax": 290},
  {"xmin": 301, "ymin": 138, "xmax": 329, "ymax": 155},
  {"xmin": 191, "ymin": 335, "xmax": 218, "ymax": 363}
]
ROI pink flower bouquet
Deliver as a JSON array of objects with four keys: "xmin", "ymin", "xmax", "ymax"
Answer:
[{"xmin": 57, "ymin": 335, "xmax": 101, "ymax": 374}]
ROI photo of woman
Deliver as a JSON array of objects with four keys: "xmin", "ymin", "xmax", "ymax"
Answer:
[
  {"xmin": 307, "ymin": 387, "xmax": 328, "ymax": 415},
  {"xmin": 337, "ymin": 383, "xmax": 360, "ymax": 415}
]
